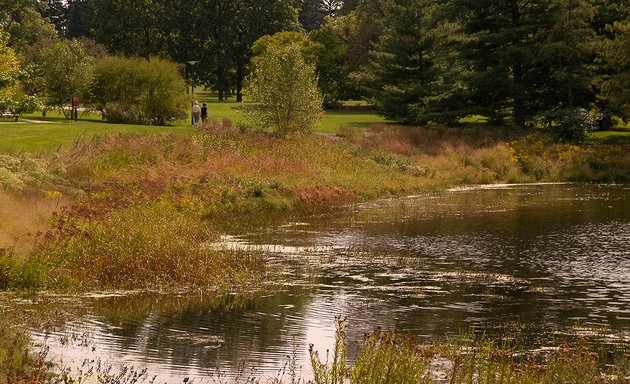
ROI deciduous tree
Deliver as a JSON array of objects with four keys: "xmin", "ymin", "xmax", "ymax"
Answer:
[{"xmin": 245, "ymin": 43, "xmax": 323, "ymax": 135}]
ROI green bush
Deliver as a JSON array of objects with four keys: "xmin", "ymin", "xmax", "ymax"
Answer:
[
  {"xmin": 542, "ymin": 107, "xmax": 597, "ymax": 143},
  {"xmin": 92, "ymin": 56, "xmax": 188, "ymax": 125},
  {"xmin": 0, "ymin": 154, "xmax": 60, "ymax": 191}
]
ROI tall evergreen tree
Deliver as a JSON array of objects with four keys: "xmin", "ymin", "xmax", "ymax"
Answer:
[
  {"xmin": 598, "ymin": 20, "xmax": 630, "ymax": 121},
  {"xmin": 66, "ymin": 0, "xmax": 96, "ymax": 38},
  {"xmin": 455, "ymin": 0, "xmax": 551, "ymax": 128},
  {"xmin": 299, "ymin": 0, "xmax": 326, "ymax": 32},
  {"xmin": 536, "ymin": 0, "xmax": 596, "ymax": 109},
  {"xmin": 44, "ymin": 0, "xmax": 67, "ymax": 34},
  {"xmin": 363, "ymin": 0, "xmax": 465, "ymax": 124}
]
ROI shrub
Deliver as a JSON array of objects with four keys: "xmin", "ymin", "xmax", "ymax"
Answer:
[
  {"xmin": 542, "ymin": 107, "xmax": 597, "ymax": 143},
  {"xmin": 93, "ymin": 56, "xmax": 188, "ymax": 125},
  {"xmin": 0, "ymin": 154, "xmax": 60, "ymax": 191},
  {"xmin": 33, "ymin": 201, "xmax": 264, "ymax": 291}
]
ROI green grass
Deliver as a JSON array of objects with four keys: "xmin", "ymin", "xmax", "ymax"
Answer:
[
  {"xmin": 590, "ymin": 126, "xmax": 630, "ymax": 144},
  {"xmin": 0, "ymin": 110, "xmax": 194, "ymax": 153},
  {"xmin": 0, "ymin": 101, "xmax": 387, "ymax": 152},
  {"xmin": 195, "ymin": 91, "xmax": 388, "ymax": 134}
]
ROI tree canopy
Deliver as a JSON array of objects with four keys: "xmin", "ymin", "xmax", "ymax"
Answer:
[{"xmin": 1, "ymin": 0, "xmax": 630, "ymax": 128}]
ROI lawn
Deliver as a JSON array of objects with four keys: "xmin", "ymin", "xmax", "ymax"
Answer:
[
  {"xmin": 0, "ymin": 97, "xmax": 388, "ymax": 152},
  {"xmin": 0, "ymin": 111, "xmax": 195, "ymax": 153},
  {"xmin": 590, "ymin": 127, "xmax": 630, "ymax": 144},
  {"xmin": 196, "ymin": 91, "xmax": 388, "ymax": 134}
]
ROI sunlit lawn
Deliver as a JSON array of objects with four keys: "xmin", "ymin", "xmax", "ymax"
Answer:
[
  {"xmin": 0, "ymin": 111, "xmax": 194, "ymax": 153},
  {"xmin": 196, "ymin": 91, "xmax": 388, "ymax": 134},
  {"xmin": 0, "ymin": 96, "xmax": 388, "ymax": 152},
  {"xmin": 590, "ymin": 126, "xmax": 630, "ymax": 144}
]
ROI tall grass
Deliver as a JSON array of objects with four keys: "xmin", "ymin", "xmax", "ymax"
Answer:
[
  {"xmin": 24, "ymin": 200, "xmax": 265, "ymax": 291},
  {"xmin": 309, "ymin": 321, "xmax": 630, "ymax": 384}
]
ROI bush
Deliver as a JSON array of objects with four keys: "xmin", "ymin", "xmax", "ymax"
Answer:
[
  {"xmin": 92, "ymin": 56, "xmax": 188, "ymax": 125},
  {"xmin": 542, "ymin": 107, "xmax": 597, "ymax": 143}
]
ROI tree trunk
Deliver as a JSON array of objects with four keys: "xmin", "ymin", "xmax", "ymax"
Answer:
[{"xmin": 236, "ymin": 58, "xmax": 244, "ymax": 102}]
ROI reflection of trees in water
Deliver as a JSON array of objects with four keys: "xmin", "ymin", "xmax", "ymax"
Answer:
[{"xmin": 85, "ymin": 287, "xmax": 315, "ymax": 374}]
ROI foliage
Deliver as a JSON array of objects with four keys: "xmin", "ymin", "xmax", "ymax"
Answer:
[
  {"xmin": 309, "ymin": 318, "xmax": 347, "ymax": 384},
  {"xmin": 309, "ymin": 321, "xmax": 630, "ymax": 384},
  {"xmin": 0, "ymin": 0, "xmax": 57, "ymax": 52},
  {"xmin": 361, "ymin": 0, "xmax": 467, "ymax": 125},
  {"xmin": 92, "ymin": 56, "xmax": 188, "ymax": 125},
  {"xmin": 0, "ymin": 317, "xmax": 50, "ymax": 384},
  {"xmin": 252, "ymin": 30, "xmax": 350, "ymax": 107},
  {"xmin": 310, "ymin": 27, "xmax": 350, "ymax": 106},
  {"xmin": 35, "ymin": 39, "xmax": 95, "ymax": 117},
  {"xmin": 536, "ymin": 0, "xmax": 596, "ymax": 109},
  {"xmin": 542, "ymin": 107, "xmax": 597, "ymax": 143},
  {"xmin": 299, "ymin": 0, "xmax": 327, "ymax": 31},
  {"xmin": 91, "ymin": 0, "xmax": 299, "ymax": 101},
  {"xmin": 0, "ymin": 33, "xmax": 19, "ymax": 112},
  {"xmin": 32, "ymin": 200, "xmax": 265, "ymax": 290},
  {"xmin": 245, "ymin": 43, "xmax": 323, "ymax": 135},
  {"xmin": 598, "ymin": 21, "xmax": 630, "ymax": 121},
  {"xmin": 0, "ymin": 154, "xmax": 62, "ymax": 192}
]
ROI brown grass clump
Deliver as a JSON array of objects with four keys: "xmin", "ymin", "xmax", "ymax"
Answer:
[
  {"xmin": 0, "ymin": 190, "xmax": 68, "ymax": 255},
  {"xmin": 32, "ymin": 200, "xmax": 265, "ymax": 291}
]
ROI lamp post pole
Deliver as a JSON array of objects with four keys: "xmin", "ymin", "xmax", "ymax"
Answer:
[{"xmin": 186, "ymin": 60, "xmax": 199, "ymax": 125}]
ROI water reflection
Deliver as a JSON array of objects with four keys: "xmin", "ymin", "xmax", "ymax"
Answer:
[{"xmin": 34, "ymin": 184, "xmax": 630, "ymax": 382}]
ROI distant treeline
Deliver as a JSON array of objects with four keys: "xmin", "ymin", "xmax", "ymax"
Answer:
[{"xmin": 3, "ymin": 0, "xmax": 630, "ymax": 127}]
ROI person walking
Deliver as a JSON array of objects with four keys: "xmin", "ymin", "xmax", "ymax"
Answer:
[
  {"xmin": 192, "ymin": 101, "xmax": 201, "ymax": 127},
  {"xmin": 201, "ymin": 102, "xmax": 208, "ymax": 125}
]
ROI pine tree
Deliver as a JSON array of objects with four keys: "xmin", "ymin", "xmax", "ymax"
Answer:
[
  {"xmin": 299, "ymin": 0, "xmax": 326, "ymax": 32},
  {"xmin": 363, "ymin": 0, "xmax": 465, "ymax": 124},
  {"xmin": 536, "ymin": 0, "xmax": 596, "ymax": 109},
  {"xmin": 66, "ymin": 0, "xmax": 96, "ymax": 38},
  {"xmin": 455, "ymin": 0, "xmax": 551, "ymax": 128}
]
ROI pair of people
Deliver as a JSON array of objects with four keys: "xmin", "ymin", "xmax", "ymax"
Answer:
[{"xmin": 192, "ymin": 101, "xmax": 208, "ymax": 127}]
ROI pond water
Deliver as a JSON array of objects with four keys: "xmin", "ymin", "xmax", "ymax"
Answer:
[{"xmin": 33, "ymin": 184, "xmax": 630, "ymax": 383}]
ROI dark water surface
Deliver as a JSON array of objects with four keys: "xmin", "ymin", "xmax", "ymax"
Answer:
[{"xmin": 33, "ymin": 184, "xmax": 630, "ymax": 382}]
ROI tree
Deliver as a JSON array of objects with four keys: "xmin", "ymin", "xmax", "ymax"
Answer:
[
  {"xmin": 66, "ymin": 0, "xmax": 96, "ymax": 38},
  {"xmin": 598, "ymin": 21, "xmax": 630, "ymax": 121},
  {"xmin": 310, "ymin": 27, "xmax": 349, "ymax": 106},
  {"xmin": 0, "ymin": 32, "xmax": 20, "ymax": 113},
  {"xmin": 35, "ymin": 39, "xmax": 94, "ymax": 116},
  {"xmin": 454, "ymin": 0, "xmax": 551, "ymax": 128},
  {"xmin": 0, "ymin": 0, "xmax": 57, "ymax": 52},
  {"xmin": 229, "ymin": 0, "xmax": 300, "ymax": 102},
  {"xmin": 252, "ymin": 30, "xmax": 347, "ymax": 106},
  {"xmin": 362, "ymin": 0, "xmax": 466, "ymax": 124},
  {"xmin": 299, "ymin": 0, "xmax": 326, "ymax": 32},
  {"xmin": 245, "ymin": 43, "xmax": 323, "ymax": 135},
  {"xmin": 92, "ymin": 0, "xmax": 166, "ymax": 56},
  {"xmin": 536, "ymin": 0, "xmax": 596, "ymax": 109}
]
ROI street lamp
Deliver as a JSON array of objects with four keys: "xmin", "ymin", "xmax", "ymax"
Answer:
[{"xmin": 186, "ymin": 60, "xmax": 199, "ymax": 125}]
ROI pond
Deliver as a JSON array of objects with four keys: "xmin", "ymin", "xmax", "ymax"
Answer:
[{"xmin": 32, "ymin": 183, "xmax": 630, "ymax": 383}]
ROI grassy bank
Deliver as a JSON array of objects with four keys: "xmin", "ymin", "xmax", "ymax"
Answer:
[{"xmin": 2, "ymin": 124, "xmax": 630, "ymax": 291}]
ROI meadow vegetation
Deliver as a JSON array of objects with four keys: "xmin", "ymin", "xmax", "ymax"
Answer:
[
  {"xmin": 1, "ymin": 119, "xmax": 630, "ymax": 383},
  {"xmin": 1, "ymin": 122, "xmax": 630, "ymax": 292},
  {"xmin": 308, "ymin": 320, "xmax": 630, "ymax": 384}
]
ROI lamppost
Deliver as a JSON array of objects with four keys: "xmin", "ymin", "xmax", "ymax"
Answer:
[{"xmin": 186, "ymin": 60, "xmax": 199, "ymax": 125}]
